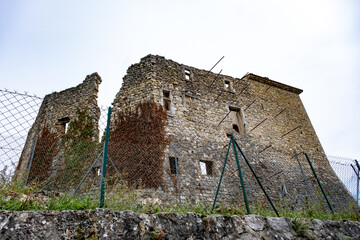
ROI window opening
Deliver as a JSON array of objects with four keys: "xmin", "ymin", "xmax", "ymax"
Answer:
[
  {"xmin": 163, "ymin": 90, "xmax": 171, "ymax": 112},
  {"xmin": 224, "ymin": 80, "xmax": 231, "ymax": 90},
  {"xmin": 169, "ymin": 157, "xmax": 177, "ymax": 174},
  {"xmin": 229, "ymin": 106, "xmax": 246, "ymax": 134},
  {"xmin": 184, "ymin": 69, "xmax": 191, "ymax": 81},
  {"xmin": 163, "ymin": 91, "xmax": 170, "ymax": 99},
  {"xmin": 233, "ymin": 124, "xmax": 240, "ymax": 133},
  {"xmin": 200, "ymin": 160, "xmax": 213, "ymax": 175},
  {"xmin": 57, "ymin": 117, "xmax": 70, "ymax": 134},
  {"xmin": 164, "ymin": 100, "xmax": 171, "ymax": 111}
]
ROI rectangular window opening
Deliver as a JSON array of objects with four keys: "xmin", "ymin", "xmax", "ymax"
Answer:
[
  {"xmin": 164, "ymin": 100, "xmax": 171, "ymax": 111},
  {"xmin": 225, "ymin": 80, "xmax": 231, "ymax": 90},
  {"xmin": 169, "ymin": 157, "xmax": 177, "ymax": 174},
  {"xmin": 163, "ymin": 90, "xmax": 170, "ymax": 99},
  {"xmin": 184, "ymin": 69, "xmax": 191, "ymax": 81},
  {"xmin": 57, "ymin": 117, "xmax": 70, "ymax": 134},
  {"xmin": 200, "ymin": 160, "xmax": 213, "ymax": 175},
  {"xmin": 163, "ymin": 90, "xmax": 171, "ymax": 111},
  {"xmin": 229, "ymin": 106, "xmax": 246, "ymax": 134}
]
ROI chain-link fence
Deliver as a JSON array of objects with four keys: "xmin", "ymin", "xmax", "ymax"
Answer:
[
  {"xmin": 0, "ymin": 89, "xmax": 43, "ymax": 176},
  {"xmin": 0, "ymin": 88, "xmax": 358, "ymax": 213},
  {"xmin": 329, "ymin": 156, "xmax": 359, "ymax": 204}
]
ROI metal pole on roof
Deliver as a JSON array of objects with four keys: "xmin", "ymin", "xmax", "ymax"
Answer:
[{"xmin": 206, "ymin": 56, "xmax": 224, "ymax": 76}]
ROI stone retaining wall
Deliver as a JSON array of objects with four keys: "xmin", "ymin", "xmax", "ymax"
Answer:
[{"xmin": 0, "ymin": 210, "xmax": 359, "ymax": 239}]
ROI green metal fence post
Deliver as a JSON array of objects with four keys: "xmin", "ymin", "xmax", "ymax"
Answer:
[
  {"xmin": 294, "ymin": 150, "xmax": 313, "ymax": 200},
  {"xmin": 304, "ymin": 152, "xmax": 334, "ymax": 214},
  {"xmin": 234, "ymin": 140, "xmax": 280, "ymax": 217},
  {"xmin": 212, "ymin": 140, "xmax": 232, "ymax": 213},
  {"xmin": 231, "ymin": 134, "xmax": 250, "ymax": 214},
  {"xmin": 99, "ymin": 107, "xmax": 112, "ymax": 208}
]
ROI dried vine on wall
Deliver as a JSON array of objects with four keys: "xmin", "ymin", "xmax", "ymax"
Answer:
[
  {"xmin": 28, "ymin": 126, "xmax": 59, "ymax": 184},
  {"xmin": 108, "ymin": 100, "xmax": 171, "ymax": 188}
]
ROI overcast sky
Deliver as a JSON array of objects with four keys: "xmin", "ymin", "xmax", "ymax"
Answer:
[{"xmin": 0, "ymin": 0, "xmax": 359, "ymax": 159}]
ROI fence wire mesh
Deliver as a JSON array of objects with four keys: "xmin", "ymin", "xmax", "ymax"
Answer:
[
  {"xmin": 0, "ymin": 88, "xmax": 358, "ymax": 213},
  {"xmin": 0, "ymin": 89, "xmax": 43, "ymax": 176},
  {"xmin": 207, "ymin": 140, "xmax": 339, "ymax": 214},
  {"xmin": 329, "ymin": 156, "xmax": 359, "ymax": 204}
]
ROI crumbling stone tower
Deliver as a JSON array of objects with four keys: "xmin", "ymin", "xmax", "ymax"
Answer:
[
  {"xmin": 16, "ymin": 73, "xmax": 101, "ymax": 184},
  {"xmin": 16, "ymin": 54, "xmax": 355, "ymax": 210},
  {"xmin": 112, "ymin": 54, "xmax": 354, "ymax": 209}
]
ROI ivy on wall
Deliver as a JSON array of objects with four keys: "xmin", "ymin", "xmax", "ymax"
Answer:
[
  {"xmin": 56, "ymin": 109, "xmax": 100, "ymax": 190},
  {"xmin": 28, "ymin": 126, "xmax": 59, "ymax": 184}
]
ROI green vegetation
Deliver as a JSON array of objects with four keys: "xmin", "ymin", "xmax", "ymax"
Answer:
[
  {"xmin": 290, "ymin": 218, "xmax": 309, "ymax": 238},
  {"xmin": 0, "ymin": 179, "xmax": 359, "ymax": 223},
  {"xmin": 0, "ymin": 169, "xmax": 359, "ymax": 222},
  {"xmin": 58, "ymin": 109, "xmax": 101, "ymax": 189}
]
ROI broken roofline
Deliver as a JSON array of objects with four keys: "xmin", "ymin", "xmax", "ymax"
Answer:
[
  {"xmin": 246, "ymin": 73, "xmax": 303, "ymax": 95},
  {"xmin": 140, "ymin": 54, "xmax": 303, "ymax": 95}
]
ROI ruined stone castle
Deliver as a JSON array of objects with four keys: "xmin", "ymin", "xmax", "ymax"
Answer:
[{"xmin": 16, "ymin": 54, "xmax": 355, "ymax": 209}]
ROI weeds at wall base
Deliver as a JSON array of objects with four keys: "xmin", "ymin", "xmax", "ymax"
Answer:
[{"xmin": 0, "ymin": 179, "xmax": 359, "ymax": 222}]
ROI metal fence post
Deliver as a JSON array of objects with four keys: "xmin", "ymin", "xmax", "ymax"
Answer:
[
  {"xmin": 24, "ymin": 137, "xmax": 37, "ymax": 187},
  {"xmin": 239, "ymin": 149, "xmax": 253, "ymax": 206},
  {"xmin": 234, "ymin": 140, "xmax": 280, "ymax": 217},
  {"xmin": 231, "ymin": 134, "xmax": 250, "ymax": 214},
  {"xmin": 99, "ymin": 107, "xmax": 112, "ymax": 208},
  {"xmin": 73, "ymin": 150, "xmax": 103, "ymax": 195},
  {"xmin": 355, "ymin": 160, "xmax": 360, "ymax": 203},
  {"xmin": 173, "ymin": 145, "xmax": 182, "ymax": 207},
  {"xmin": 212, "ymin": 140, "xmax": 232, "ymax": 212},
  {"xmin": 294, "ymin": 150, "xmax": 313, "ymax": 200},
  {"xmin": 304, "ymin": 152, "xmax": 334, "ymax": 214}
]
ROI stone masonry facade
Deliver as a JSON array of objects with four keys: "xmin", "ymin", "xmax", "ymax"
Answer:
[
  {"xmin": 112, "ymin": 55, "xmax": 354, "ymax": 209},
  {"xmin": 16, "ymin": 73, "xmax": 101, "ymax": 183},
  {"xmin": 17, "ymin": 54, "xmax": 355, "ymax": 210}
]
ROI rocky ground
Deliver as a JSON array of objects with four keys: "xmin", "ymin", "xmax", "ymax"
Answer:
[{"xmin": 0, "ymin": 209, "xmax": 360, "ymax": 239}]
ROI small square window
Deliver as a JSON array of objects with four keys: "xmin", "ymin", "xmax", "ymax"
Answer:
[
  {"xmin": 57, "ymin": 117, "xmax": 70, "ymax": 134},
  {"xmin": 200, "ymin": 160, "xmax": 213, "ymax": 175},
  {"xmin": 224, "ymin": 80, "xmax": 232, "ymax": 91},
  {"xmin": 184, "ymin": 69, "xmax": 191, "ymax": 81},
  {"xmin": 163, "ymin": 90, "xmax": 170, "ymax": 99},
  {"xmin": 169, "ymin": 157, "xmax": 177, "ymax": 174}
]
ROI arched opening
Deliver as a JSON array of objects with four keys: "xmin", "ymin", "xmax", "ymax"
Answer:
[
  {"xmin": 233, "ymin": 124, "xmax": 240, "ymax": 133},
  {"xmin": 229, "ymin": 106, "xmax": 246, "ymax": 134}
]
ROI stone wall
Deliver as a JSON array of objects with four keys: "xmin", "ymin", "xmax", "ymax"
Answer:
[
  {"xmin": 15, "ymin": 54, "xmax": 355, "ymax": 210},
  {"xmin": 15, "ymin": 73, "xmax": 102, "ymax": 184},
  {"xmin": 111, "ymin": 55, "xmax": 355, "ymax": 209},
  {"xmin": 0, "ymin": 210, "xmax": 359, "ymax": 239}
]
